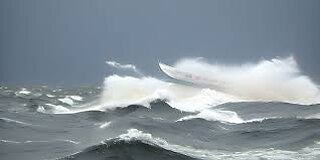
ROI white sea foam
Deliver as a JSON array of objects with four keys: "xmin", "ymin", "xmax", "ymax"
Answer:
[
  {"xmin": 37, "ymin": 106, "xmax": 46, "ymax": 113},
  {"xmin": 177, "ymin": 110, "xmax": 320, "ymax": 124},
  {"xmin": 118, "ymin": 128, "xmax": 170, "ymax": 146},
  {"xmin": 174, "ymin": 56, "xmax": 320, "ymax": 104},
  {"xmin": 67, "ymin": 95, "xmax": 83, "ymax": 101},
  {"xmin": 47, "ymin": 57, "xmax": 320, "ymax": 118},
  {"xmin": 15, "ymin": 88, "xmax": 31, "ymax": 95},
  {"xmin": 58, "ymin": 95, "xmax": 83, "ymax": 105},
  {"xmin": 46, "ymin": 103, "xmax": 70, "ymax": 112},
  {"xmin": 177, "ymin": 109, "xmax": 245, "ymax": 124},
  {"xmin": 116, "ymin": 128, "xmax": 320, "ymax": 160},
  {"xmin": 97, "ymin": 121, "xmax": 112, "ymax": 129},
  {"xmin": 303, "ymin": 113, "xmax": 320, "ymax": 120},
  {"xmin": 46, "ymin": 94, "xmax": 55, "ymax": 98},
  {"xmin": 0, "ymin": 117, "xmax": 33, "ymax": 126},
  {"xmin": 177, "ymin": 112, "xmax": 286, "ymax": 124},
  {"xmin": 58, "ymin": 97, "xmax": 74, "ymax": 105},
  {"xmin": 0, "ymin": 140, "xmax": 21, "ymax": 144},
  {"xmin": 100, "ymin": 57, "xmax": 319, "ymax": 111},
  {"xmin": 96, "ymin": 75, "xmax": 241, "ymax": 112},
  {"xmin": 37, "ymin": 104, "xmax": 71, "ymax": 114}
]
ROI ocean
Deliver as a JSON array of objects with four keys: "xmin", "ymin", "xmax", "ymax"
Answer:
[{"xmin": 1, "ymin": 57, "xmax": 320, "ymax": 160}]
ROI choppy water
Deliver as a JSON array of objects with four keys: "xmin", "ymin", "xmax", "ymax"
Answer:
[
  {"xmin": 1, "ymin": 85, "xmax": 320, "ymax": 160},
  {"xmin": 1, "ymin": 57, "xmax": 320, "ymax": 160}
]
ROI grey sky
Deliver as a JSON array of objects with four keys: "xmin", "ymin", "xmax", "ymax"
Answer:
[{"xmin": 1, "ymin": 0, "xmax": 319, "ymax": 86}]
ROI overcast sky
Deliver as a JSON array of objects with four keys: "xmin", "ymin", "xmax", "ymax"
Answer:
[{"xmin": 1, "ymin": 0, "xmax": 319, "ymax": 86}]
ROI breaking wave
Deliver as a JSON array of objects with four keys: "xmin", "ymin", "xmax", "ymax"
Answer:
[
  {"xmin": 61, "ymin": 128, "xmax": 320, "ymax": 160},
  {"xmin": 97, "ymin": 56, "xmax": 320, "ymax": 112},
  {"xmin": 38, "ymin": 56, "xmax": 320, "ymax": 115},
  {"xmin": 174, "ymin": 56, "xmax": 320, "ymax": 104}
]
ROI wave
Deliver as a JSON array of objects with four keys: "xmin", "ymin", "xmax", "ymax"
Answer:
[
  {"xmin": 60, "ymin": 128, "xmax": 320, "ymax": 160},
  {"xmin": 176, "ymin": 109, "xmax": 244, "ymax": 124},
  {"xmin": 35, "ymin": 56, "xmax": 320, "ymax": 115},
  {"xmin": 176, "ymin": 107, "xmax": 320, "ymax": 124},
  {"xmin": 97, "ymin": 75, "xmax": 240, "ymax": 112},
  {"xmin": 99, "ymin": 57, "xmax": 319, "ymax": 111},
  {"xmin": 174, "ymin": 56, "xmax": 320, "ymax": 104},
  {"xmin": 62, "ymin": 128, "xmax": 227, "ymax": 160},
  {"xmin": 58, "ymin": 95, "xmax": 83, "ymax": 105},
  {"xmin": 61, "ymin": 140, "xmax": 198, "ymax": 160},
  {"xmin": 61, "ymin": 128, "xmax": 199, "ymax": 160},
  {"xmin": 37, "ymin": 104, "xmax": 71, "ymax": 114}
]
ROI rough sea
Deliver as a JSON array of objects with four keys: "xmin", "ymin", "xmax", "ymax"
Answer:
[{"xmin": 1, "ymin": 57, "xmax": 320, "ymax": 160}]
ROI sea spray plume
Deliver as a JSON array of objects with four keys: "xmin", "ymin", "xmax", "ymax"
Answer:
[
  {"xmin": 106, "ymin": 60, "xmax": 144, "ymax": 76},
  {"xmin": 174, "ymin": 56, "xmax": 320, "ymax": 104},
  {"xmin": 98, "ymin": 56, "xmax": 320, "ymax": 113},
  {"xmin": 99, "ymin": 75, "xmax": 240, "ymax": 112},
  {"xmin": 100, "ymin": 75, "xmax": 171, "ymax": 109}
]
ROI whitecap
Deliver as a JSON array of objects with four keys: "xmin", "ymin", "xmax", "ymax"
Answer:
[
  {"xmin": 58, "ymin": 97, "xmax": 74, "ymax": 105},
  {"xmin": 177, "ymin": 109, "xmax": 245, "ymax": 124},
  {"xmin": 67, "ymin": 95, "xmax": 83, "ymax": 101},
  {"xmin": 15, "ymin": 88, "xmax": 31, "ymax": 95},
  {"xmin": 46, "ymin": 94, "xmax": 55, "ymax": 98}
]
